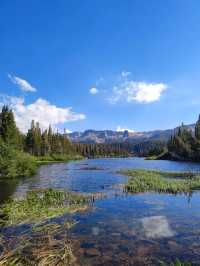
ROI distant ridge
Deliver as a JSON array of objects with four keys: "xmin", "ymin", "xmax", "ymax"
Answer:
[{"xmin": 68, "ymin": 124, "xmax": 195, "ymax": 144}]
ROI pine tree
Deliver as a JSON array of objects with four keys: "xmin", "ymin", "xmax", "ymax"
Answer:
[
  {"xmin": 41, "ymin": 130, "xmax": 50, "ymax": 156},
  {"xmin": 25, "ymin": 120, "xmax": 35, "ymax": 155},
  {"xmin": 0, "ymin": 105, "xmax": 22, "ymax": 149},
  {"xmin": 34, "ymin": 122, "xmax": 42, "ymax": 156},
  {"xmin": 195, "ymin": 114, "xmax": 200, "ymax": 140}
]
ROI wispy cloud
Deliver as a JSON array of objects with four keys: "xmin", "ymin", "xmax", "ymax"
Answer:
[
  {"xmin": 116, "ymin": 125, "xmax": 135, "ymax": 133},
  {"xmin": 0, "ymin": 95, "xmax": 85, "ymax": 133},
  {"xmin": 121, "ymin": 71, "xmax": 131, "ymax": 78},
  {"xmin": 109, "ymin": 80, "xmax": 167, "ymax": 104},
  {"xmin": 89, "ymin": 87, "xmax": 99, "ymax": 95},
  {"xmin": 8, "ymin": 74, "xmax": 37, "ymax": 92}
]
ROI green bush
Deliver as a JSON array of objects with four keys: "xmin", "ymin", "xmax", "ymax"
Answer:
[{"xmin": 0, "ymin": 141, "xmax": 37, "ymax": 179}]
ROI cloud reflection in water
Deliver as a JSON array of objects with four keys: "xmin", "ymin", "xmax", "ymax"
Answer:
[{"xmin": 141, "ymin": 216, "xmax": 175, "ymax": 239}]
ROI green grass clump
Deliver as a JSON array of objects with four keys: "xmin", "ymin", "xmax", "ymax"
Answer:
[
  {"xmin": 160, "ymin": 259, "xmax": 192, "ymax": 266},
  {"xmin": 0, "ymin": 188, "xmax": 91, "ymax": 225},
  {"xmin": 121, "ymin": 169, "xmax": 200, "ymax": 194},
  {"xmin": 125, "ymin": 169, "xmax": 196, "ymax": 178}
]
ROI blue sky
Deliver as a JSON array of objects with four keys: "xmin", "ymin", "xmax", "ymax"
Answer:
[{"xmin": 1, "ymin": 0, "xmax": 200, "ymax": 133}]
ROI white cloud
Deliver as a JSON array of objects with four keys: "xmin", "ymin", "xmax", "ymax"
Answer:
[
  {"xmin": 116, "ymin": 125, "xmax": 135, "ymax": 133},
  {"xmin": 89, "ymin": 87, "xmax": 99, "ymax": 95},
  {"xmin": 64, "ymin": 129, "xmax": 72, "ymax": 133},
  {"xmin": 109, "ymin": 80, "xmax": 167, "ymax": 104},
  {"xmin": 121, "ymin": 71, "xmax": 131, "ymax": 78},
  {"xmin": 56, "ymin": 128, "xmax": 72, "ymax": 134},
  {"xmin": 8, "ymin": 74, "xmax": 37, "ymax": 92},
  {"xmin": 141, "ymin": 216, "xmax": 175, "ymax": 239},
  {"xmin": 0, "ymin": 95, "xmax": 85, "ymax": 133}
]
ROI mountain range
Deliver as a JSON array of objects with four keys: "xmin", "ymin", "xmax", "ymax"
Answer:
[{"xmin": 68, "ymin": 124, "xmax": 195, "ymax": 144}]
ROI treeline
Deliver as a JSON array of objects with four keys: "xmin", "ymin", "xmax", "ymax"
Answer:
[
  {"xmin": 74, "ymin": 143, "xmax": 130, "ymax": 158},
  {"xmin": 0, "ymin": 106, "xmax": 37, "ymax": 178},
  {"xmin": 163, "ymin": 115, "xmax": 200, "ymax": 161},
  {"xmin": 130, "ymin": 140, "xmax": 166, "ymax": 157},
  {"xmin": 0, "ymin": 106, "xmax": 77, "ymax": 157},
  {"xmin": 25, "ymin": 122, "xmax": 76, "ymax": 157},
  {"xmin": 0, "ymin": 106, "xmax": 132, "ymax": 179},
  {"xmin": 74, "ymin": 141, "xmax": 165, "ymax": 158},
  {"xmin": 0, "ymin": 106, "xmax": 83, "ymax": 179}
]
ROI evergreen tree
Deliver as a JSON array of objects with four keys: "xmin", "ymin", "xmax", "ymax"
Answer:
[
  {"xmin": 167, "ymin": 114, "xmax": 200, "ymax": 161},
  {"xmin": 41, "ymin": 130, "xmax": 50, "ymax": 156},
  {"xmin": 34, "ymin": 122, "xmax": 42, "ymax": 156},
  {"xmin": 195, "ymin": 115, "xmax": 200, "ymax": 140},
  {"xmin": 25, "ymin": 120, "xmax": 35, "ymax": 155},
  {"xmin": 0, "ymin": 106, "xmax": 22, "ymax": 149}
]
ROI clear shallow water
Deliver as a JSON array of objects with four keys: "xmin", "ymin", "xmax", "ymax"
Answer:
[{"xmin": 1, "ymin": 157, "xmax": 200, "ymax": 265}]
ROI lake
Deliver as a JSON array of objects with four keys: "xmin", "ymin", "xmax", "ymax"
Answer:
[{"xmin": 1, "ymin": 157, "xmax": 200, "ymax": 265}]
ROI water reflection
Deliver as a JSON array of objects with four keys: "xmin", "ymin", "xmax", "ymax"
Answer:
[
  {"xmin": 1, "ymin": 158, "xmax": 200, "ymax": 265},
  {"xmin": 141, "ymin": 216, "xmax": 175, "ymax": 239},
  {"xmin": 0, "ymin": 179, "xmax": 19, "ymax": 203}
]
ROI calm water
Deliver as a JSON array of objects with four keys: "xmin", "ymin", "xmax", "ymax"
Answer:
[{"xmin": 1, "ymin": 157, "xmax": 200, "ymax": 265}]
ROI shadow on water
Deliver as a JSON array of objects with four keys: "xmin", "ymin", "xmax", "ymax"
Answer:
[
  {"xmin": 0, "ymin": 178, "xmax": 20, "ymax": 203},
  {"xmin": 1, "ymin": 158, "xmax": 200, "ymax": 265}
]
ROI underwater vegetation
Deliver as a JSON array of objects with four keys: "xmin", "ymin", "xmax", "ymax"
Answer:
[
  {"xmin": 162, "ymin": 259, "xmax": 192, "ymax": 266},
  {"xmin": 0, "ymin": 188, "xmax": 104, "ymax": 265},
  {"xmin": 0, "ymin": 222, "xmax": 78, "ymax": 266}
]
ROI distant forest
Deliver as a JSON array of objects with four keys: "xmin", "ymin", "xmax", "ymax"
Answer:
[
  {"xmin": 3, "ymin": 105, "xmax": 200, "ymax": 166},
  {"xmin": 0, "ymin": 106, "xmax": 130, "ymax": 159}
]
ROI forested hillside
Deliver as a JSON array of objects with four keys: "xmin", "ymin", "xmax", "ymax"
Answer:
[{"xmin": 160, "ymin": 115, "xmax": 200, "ymax": 162}]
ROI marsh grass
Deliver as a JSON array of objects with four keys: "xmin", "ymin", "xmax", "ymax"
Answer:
[
  {"xmin": 0, "ymin": 188, "xmax": 93, "ymax": 226},
  {"xmin": 121, "ymin": 169, "xmax": 200, "ymax": 194},
  {"xmin": 160, "ymin": 259, "xmax": 192, "ymax": 266}
]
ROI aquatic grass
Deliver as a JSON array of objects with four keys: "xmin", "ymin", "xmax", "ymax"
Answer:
[
  {"xmin": 160, "ymin": 259, "xmax": 192, "ymax": 266},
  {"xmin": 0, "ymin": 188, "xmax": 93, "ymax": 226},
  {"xmin": 123, "ymin": 169, "xmax": 197, "ymax": 178},
  {"xmin": 32, "ymin": 222, "xmax": 77, "ymax": 266},
  {"xmin": 121, "ymin": 169, "xmax": 200, "ymax": 194},
  {"xmin": 0, "ymin": 222, "xmax": 78, "ymax": 266}
]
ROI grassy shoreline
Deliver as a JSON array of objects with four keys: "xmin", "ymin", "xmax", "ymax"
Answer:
[
  {"xmin": 0, "ymin": 152, "xmax": 84, "ymax": 180},
  {"xmin": 36, "ymin": 154, "xmax": 84, "ymax": 165},
  {"xmin": 121, "ymin": 169, "xmax": 200, "ymax": 194}
]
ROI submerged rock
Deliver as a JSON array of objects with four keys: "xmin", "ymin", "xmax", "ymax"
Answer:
[{"xmin": 85, "ymin": 248, "xmax": 101, "ymax": 257}]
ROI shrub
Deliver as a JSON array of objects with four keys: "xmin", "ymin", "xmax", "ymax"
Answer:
[{"xmin": 0, "ymin": 141, "xmax": 37, "ymax": 179}]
